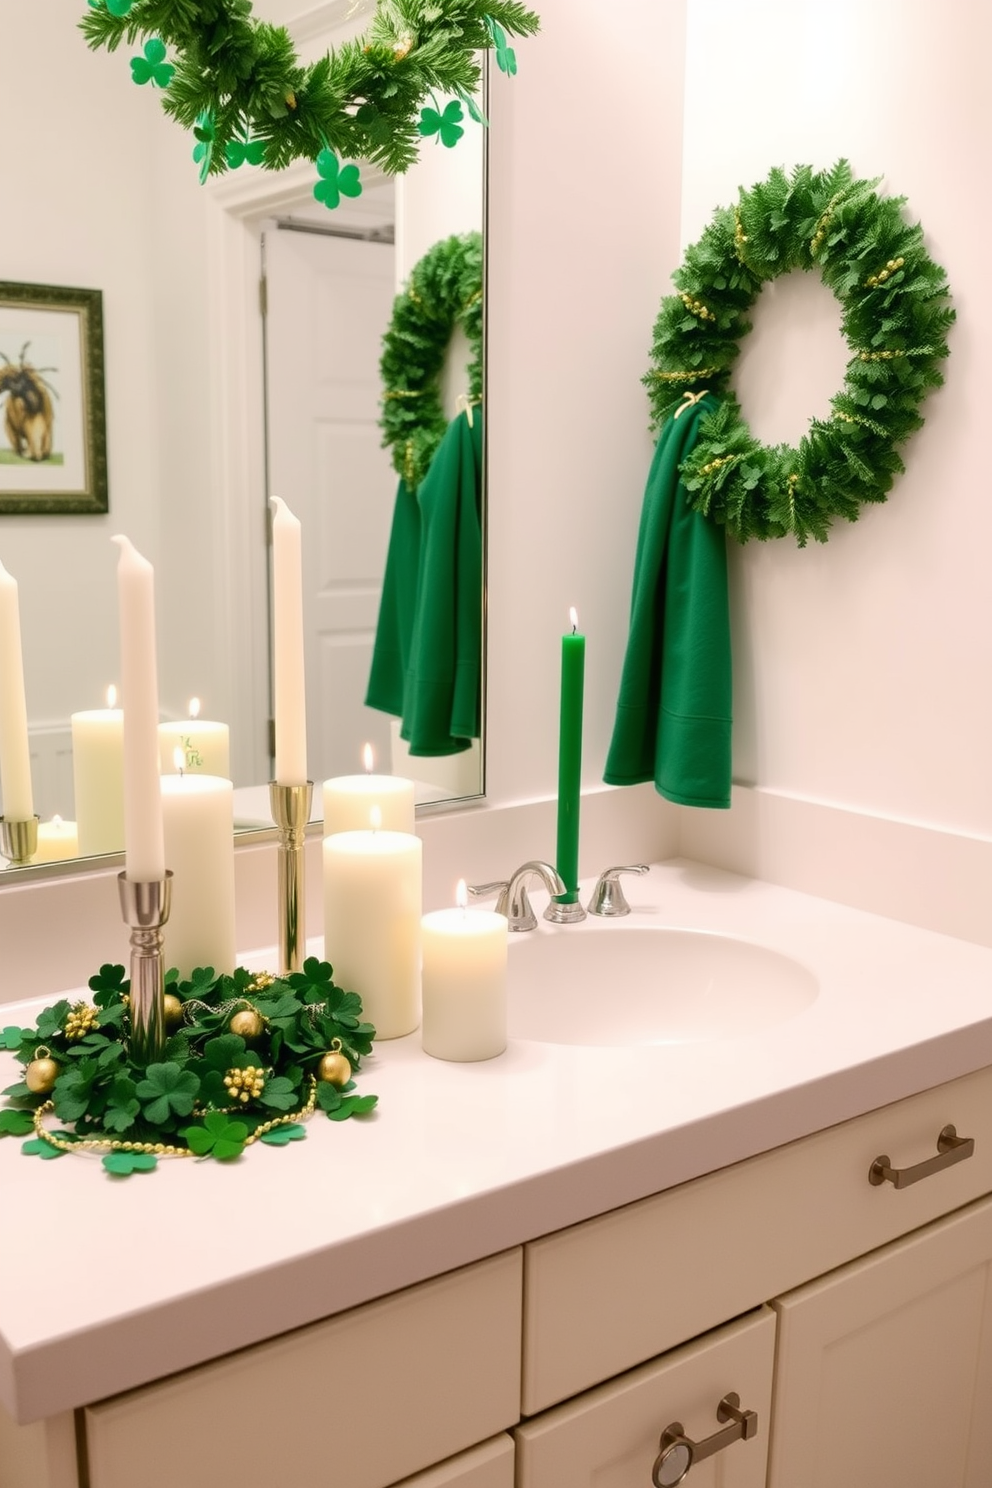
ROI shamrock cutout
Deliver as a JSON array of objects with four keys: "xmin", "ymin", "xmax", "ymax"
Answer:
[
  {"xmin": 226, "ymin": 138, "xmax": 266, "ymax": 170},
  {"xmin": 103, "ymin": 1151, "xmax": 157, "ymax": 1177},
  {"xmin": 88, "ymin": 0, "xmax": 133, "ymax": 11},
  {"xmin": 260, "ymin": 1122, "xmax": 307, "ymax": 1147},
  {"xmin": 0, "ymin": 1109, "xmax": 35, "ymax": 1137},
  {"xmin": 486, "ymin": 17, "xmax": 517, "ymax": 75},
  {"xmin": 180, "ymin": 1111, "xmax": 248, "ymax": 1161},
  {"xmin": 21, "ymin": 1136, "xmax": 72, "ymax": 1161},
  {"xmin": 418, "ymin": 99, "xmax": 465, "ymax": 149},
  {"xmin": 313, "ymin": 149, "xmax": 362, "ymax": 211},
  {"xmin": 192, "ymin": 112, "xmax": 215, "ymax": 185},
  {"xmin": 1, "ymin": 1025, "xmax": 24, "ymax": 1050},
  {"xmin": 131, "ymin": 38, "xmax": 175, "ymax": 89}
]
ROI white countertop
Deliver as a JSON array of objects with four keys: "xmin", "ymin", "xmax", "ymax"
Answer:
[{"xmin": 2, "ymin": 858, "xmax": 992, "ymax": 1423}]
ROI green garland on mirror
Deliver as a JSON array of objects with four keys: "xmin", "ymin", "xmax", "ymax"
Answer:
[
  {"xmin": 0, "ymin": 958, "xmax": 377, "ymax": 1177},
  {"xmin": 380, "ymin": 230, "xmax": 483, "ymax": 491},
  {"xmin": 645, "ymin": 161, "xmax": 954, "ymax": 546},
  {"xmin": 81, "ymin": 0, "xmax": 540, "ymax": 192}
]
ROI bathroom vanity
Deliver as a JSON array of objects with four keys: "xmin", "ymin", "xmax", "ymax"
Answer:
[{"xmin": 2, "ymin": 861, "xmax": 992, "ymax": 1488}]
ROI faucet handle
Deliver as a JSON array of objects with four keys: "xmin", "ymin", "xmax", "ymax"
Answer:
[
  {"xmin": 587, "ymin": 864, "xmax": 649, "ymax": 917},
  {"xmin": 468, "ymin": 880, "xmax": 510, "ymax": 913},
  {"xmin": 468, "ymin": 878, "xmax": 537, "ymax": 930}
]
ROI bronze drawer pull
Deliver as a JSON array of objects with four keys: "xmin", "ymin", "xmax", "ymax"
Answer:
[
  {"xmin": 869, "ymin": 1124, "xmax": 975, "ymax": 1189},
  {"xmin": 652, "ymin": 1392, "xmax": 758, "ymax": 1485}
]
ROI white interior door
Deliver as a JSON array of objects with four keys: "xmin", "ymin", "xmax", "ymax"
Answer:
[{"xmin": 263, "ymin": 223, "xmax": 397, "ymax": 783}]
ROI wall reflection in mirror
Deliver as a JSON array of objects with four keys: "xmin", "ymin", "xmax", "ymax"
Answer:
[{"xmin": 0, "ymin": 0, "xmax": 486, "ymax": 876}]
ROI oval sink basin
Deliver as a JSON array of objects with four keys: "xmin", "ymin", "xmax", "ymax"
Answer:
[{"xmin": 506, "ymin": 924, "xmax": 818, "ymax": 1046}]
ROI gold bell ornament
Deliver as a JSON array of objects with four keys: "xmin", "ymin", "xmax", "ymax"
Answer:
[
  {"xmin": 317, "ymin": 1040, "xmax": 352, "ymax": 1088},
  {"xmin": 25, "ymin": 1047, "xmax": 60, "ymax": 1095},
  {"xmin": 163, "ymin": 993, "xmax": 184, "ymax": 1029},
  {"xmin": 229, "ymin": 1006, "xmax": 265, "ymax": 1040}
]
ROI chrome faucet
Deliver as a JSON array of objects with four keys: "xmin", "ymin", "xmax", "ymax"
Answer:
[
  {"xmin": 587, "ymin": 864, "xmax": 649, "ymax": 916},
  {"xmin": 469, "ymin": 860, "xmax": 567, "ymax": 932}
]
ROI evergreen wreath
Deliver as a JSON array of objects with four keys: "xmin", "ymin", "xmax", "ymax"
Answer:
[
  {"xmin": 81, "ymin": 1, "xmax": 540, "ymax": 200},
  {"xmin": 380, "ymin": 230, "xmax": 483, "ymax": 491},
  {"xmin": 0, "ymin": 959, "xmax": 377, "ymax": 1177},
  {"xmin": 646, "ymin": 161, "xmax": 954, "ymax": 546}
]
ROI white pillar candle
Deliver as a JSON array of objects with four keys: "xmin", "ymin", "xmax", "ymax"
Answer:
[
  {"xmin": 323, "ymin": 744, "xmax": 415, "ymax": 835},
  {"xmin": 71, "ymin": 687, "xmax": 125, "ymax": 858},
  {"xmin": 323, "ymin": 820, "xmax": 422, "ymax": 1039},
  {"xmin": 270, "ymin": 497, "xmax": 307, "ymax": 785},
  {"xmin": 159, "ymin": 698, "xmax": 231, "ymax": 778},
  {"xmin": 421, "ymin": 881, "xmax": 508, "ymax": 1062},
  {"xmin": 113, "ymin": 536, "xmax": 165, "ymax": 882},
  {"xmin": 32, "ymin": 815, "xmax": 80, "ymax": 864},
  {"xmin": 0, "ymin": 556, "xmax": 34, "ymax": 821},
  {"xmin": 160, "ymin": 773, "xmax": 236, "ymax": 979}
]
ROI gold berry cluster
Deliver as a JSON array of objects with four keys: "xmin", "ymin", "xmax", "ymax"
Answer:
[
  {"xmin": 64, "ymin": 1003, "xmax": 99, "ymax": 1041},
  {"xmin": 866, "ymin": 256, "xmax": 905, "ymax": 287},
  {"xmin": 698, "ymin": 453, "xmax": 739, "ymax": 477},
  {"xmin": 680, "ymin": 291, "xmax": 716, "ymax": 323},
  {"xmin": 223, "ymin": 1066, "xmax": 266, "ymax": 1103}
]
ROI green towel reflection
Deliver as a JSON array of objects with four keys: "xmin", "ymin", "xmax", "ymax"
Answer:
[
  {"xmin": 366, "ymin": 407, "xmax": 482, "ymax": 756},
  {"xmin": 604, "ymin": 395, "xmax": 732, "ymax": 809}
]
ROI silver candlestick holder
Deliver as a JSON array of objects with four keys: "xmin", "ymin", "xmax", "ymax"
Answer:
[
  {"xmin": 0, "ymin": 815, "xmax": 39, "ymax": 866},
  {"xmin": 118, "ymin": 872, "xmax": 173, "ymax": 1065},
  {"xmin": 269, "ymin": 782, "xmax": 313, "ymax": 974}
]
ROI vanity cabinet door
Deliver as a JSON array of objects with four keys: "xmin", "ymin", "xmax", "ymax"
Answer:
[
  {"xmin": 390, "ymin": 1433, "xmax": 513, "ymax": 1487},
  {"xmin": 515, "ymin": 1306, "xmax": 775, "ymax": 1488},
  {"xmin": 768, "ymin": 1193, "xmax": 992, "ymax": 1488}
]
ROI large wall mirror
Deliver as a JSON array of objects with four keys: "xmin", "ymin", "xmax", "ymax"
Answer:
[{"xmin": 0, "ymin": 0, "xmax": 487, "ymax": 877}]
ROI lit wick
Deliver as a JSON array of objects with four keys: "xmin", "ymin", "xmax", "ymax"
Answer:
[
  {"xmin": 569, "ymin": 605, "xmax": 579, "ymax": 636},
  {"xmin": 106, "ymin": 683, "xmax": 117, "ymax": 708},
  {"xmin": 189, "ymin": 696, "xmax": 201, "ymax": 720},
  {"xmin": 456, "ymin": 878, "xmax": 468, "ymax": 917},
  {"xmin": 363, "ymin": 742, "xmax": 374, "ymax": 775}
]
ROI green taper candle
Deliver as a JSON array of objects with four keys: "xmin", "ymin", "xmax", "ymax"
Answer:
[{"xmin": 555, "ymin": 608, "xmax": 585, "ymax": 902}]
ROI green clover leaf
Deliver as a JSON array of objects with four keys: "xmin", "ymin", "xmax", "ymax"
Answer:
[
  {"xmin": 485, "ymin": 17, "xmax": 517, "ymax": 75},
  {"xmin": 418, "ymin": 99, "xmax": 465, "ymax": 148},
  {"xmin": 260, "ymin": 1122, "xmax": 307, "ymax": 1147},
  {"xmin": 226, "ymin": 138, "xmax": 266, "ymax": 169},
  {"xmin": 131, "ymin": 38, "xmax": 174, "ymax": 89},
  {"xmin": 102, "ymin": 1075, "xmax": 140, "ymax": 1133},
  {"xmin": 52, "ymin": 1060, "xmax": 102, "ymax": 1124},
  {"xmin": 103, "ymin": 1151, "xmax": 157, "ymax": 1177},
  {"xmin": 180, "ymin": 1110, "xmax": 248, "ymax": 1161},
  {"xmin": 313, "ymin": 150, "xmax": 362, "ymax": 211},
  {"xmin": 2, "ymin": 1025, "xmax": 27, "ymax": 1051},
  {"xmin": 89, "ymin": 964, "xmax": 129, "ymax": 1008},
  {"xmin": 257, "ymin": 1075, "xmax": 298, "ymax": 1112},
  {"xmin": 192, "ymin": 111, "xmax": 215, "ymax": 185},
  {"xmin": 35, "ymin": 1000, "xmax": 71, "ymax": 1042},
  {"xmin": 135, "ymin": 1062, "xmax": 200, "ymax": 1125},
  {"xmin": 326, "ymin": 1093, "xmax": 378, "ymax": 1122},
  {"xmin": 0, "ymin": 1109, "xmax": 35, "ymax": 1137},
  {"xmin": 21, "ymin": 1136, "xmax": 73, "ymax": 1161}
]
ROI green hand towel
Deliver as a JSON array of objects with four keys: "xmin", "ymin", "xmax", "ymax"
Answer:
[
  {"xmin": 366, "ymin": 408, "xmax": 483, "ymax": 756},
  {"xmin": 603, "ymin": 395, "xmax": 732, "ymax": 809}
]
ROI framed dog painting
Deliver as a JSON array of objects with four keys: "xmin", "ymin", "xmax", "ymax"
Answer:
[{"xmin": 0, "ymin": 282, "xmax": 108, "ymax": 515}]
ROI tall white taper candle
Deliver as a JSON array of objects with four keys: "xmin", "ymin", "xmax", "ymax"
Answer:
[
  {"xmin": 112, "ymin": 536, "xmax": 165, "ymax": 882},
  {"xmin": 0, "ymin": 556, "xmax": 34, "ymax": 821},
  {"xmin": 270, "ymin": 497, "xmax": 307, "ymax": 785}
]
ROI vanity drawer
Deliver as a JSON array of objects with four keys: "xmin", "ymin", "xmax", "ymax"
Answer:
[
  {"xmin": 84, "ymin": 1249, "xmax": 522, "ymax": 1488},
  {"xmin": 516, "ymin": 1306, "xmax": 774, "ymax": 1488},
  {"xmin": 523, "ymin": 1064, "xmax": 992, "ymax": 1413}
]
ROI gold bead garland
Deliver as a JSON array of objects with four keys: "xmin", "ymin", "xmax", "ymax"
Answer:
[
  {"xmin": 30, "ymin": 1079, "xmax": 320, "ymax": 1159},
  {"xmin": 866, "ymin": 256, "xmax": 905, "ymax": 287}
]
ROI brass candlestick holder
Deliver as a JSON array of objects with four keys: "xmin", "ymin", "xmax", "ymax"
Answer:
[
  {"xmin": 117, "ymin": 872, "xmax": 173, "ymax": 1065},
  {"xmin": 0, "ymin": 815, "xmax": 39, "ymax": 866},
  {"xmin": 269, "ymin": 782, "xmax": 313, "ymax": 974}
]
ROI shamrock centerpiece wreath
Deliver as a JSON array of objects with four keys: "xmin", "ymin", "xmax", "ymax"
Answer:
[
  {"xmin": 1, "ymin": 959, "xmax": 377, "ymax": 1176},
  {"xmin": 81, "ymin": 0, "xmax": 541, "ymax": 204},
  {"xmin": 647, "ymin": 161, "xmax": 954, "ymax": 545}
]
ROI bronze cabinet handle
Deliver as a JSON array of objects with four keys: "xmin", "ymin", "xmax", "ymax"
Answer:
[
  {"xmin": 869, "ymin": 1124, "xmax": 975, "ymax": 1189},
  {"xmin": 652, "ymin": 1393, "xmax": 758, "ymax": 1486}
]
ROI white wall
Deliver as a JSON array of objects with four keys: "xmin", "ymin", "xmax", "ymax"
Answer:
[{"xmin": 681, "ymin": 0, "xmax": 992, "ymax": 837}]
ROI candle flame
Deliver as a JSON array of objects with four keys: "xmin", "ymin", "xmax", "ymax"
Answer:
[
  {"xmin": 173, "ymin": 746, "xmax": 186, "ymax": 775},
  {"xmin": 569, "ymin": 606, "xmax": 579, "ymax": 633},
  {"xmin": 370, "ymin": 804, "xmax": 381, "ymax": 832},
  {"xmin": 456, "ymin": 878, "xmax": 468, "ymax": 911},
  {"xmin": 363, "ymin": 742, "xmax": 374, "ymax": 774},
  {"xmin": 189, "ymin": 697, "xmax": 201, "ymax": 720},
  {"xmin": 106, "ymin": 684, "xmax": 117, "ymax": 708},
  {"xmin": 51, "ymin": 814, "xmax": 63, "ymax": 830}
]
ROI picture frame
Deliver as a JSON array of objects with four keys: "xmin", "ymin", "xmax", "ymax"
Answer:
[{"xmin": 0, "ymin": 281, "xmax": 108, "ymax": 515}]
